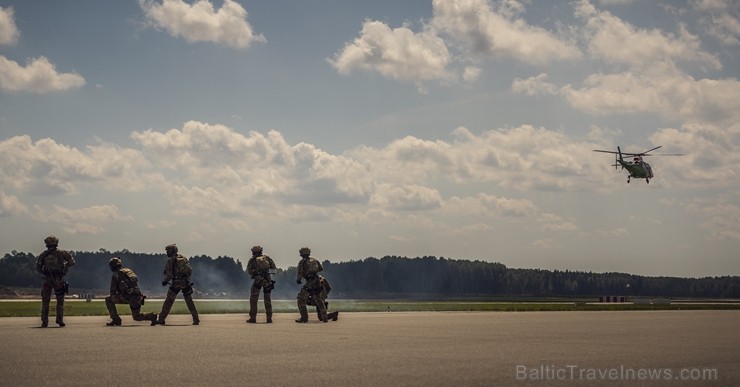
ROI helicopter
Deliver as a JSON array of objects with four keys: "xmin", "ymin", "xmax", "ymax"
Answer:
[{"xmin": 593, "ymin": 146, "xmax": 682, "ymax": 183}]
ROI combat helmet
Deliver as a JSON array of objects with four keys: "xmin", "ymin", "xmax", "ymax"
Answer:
[
  {"xmin": 44, "ymin": 235, "xmax": 59, "ymax": 247},
  {"xmin": 108, "ymin": 257, "xmax": 122, "ymax": 271},
  {"xmin": 165, "ymin": 244, "xmax": 178, "ymax": 255},
  {"xmin": 251, "ymin": 245, "xmax": 263, "ymax": 255},
  {"xmin": 299, "ymin": 247, "xmax": 311, "ymax": 256}
]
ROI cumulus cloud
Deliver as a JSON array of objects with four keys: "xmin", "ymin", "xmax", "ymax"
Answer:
[
  {"xmin": 33, "ymin": 204, "xmax": 133, "ymax": 234},
  {"xmin": 0, "ymin": 6, "xmax": 19, "ymax": 46},
  {"xmin": 512, "ymin": 73, "xmax": 558, "ymax": 96},
  {"xmin": 0, "ymin": 135, "xmax": 153, "ymax": 195},
  {"xmin": 0, "ymin": 56, "xmax": 86, "ymax": 94},
  {"xmin": 561, "ymin": 66, "xmax": 740, "ymax": 124},
  {"xmin": 693, "ymin": 0, "xmax": 740, "ymax": 46},
  {"xmin": 432, "ymin": 0, "xmax": 581, "ymax": 64},
  {"xmin": 139, "ymin": 0, "xmax": 266, "ymax": 49},
  {"xmin": 328, "ymin": 20, "xmax": 453, "ymax": 90},
  {"xmin": 679, "ymin": 196, "xmax": 740, "ymax": 240},
  {"xmin": 0, "ymin": 187, "xmax": 27, "ymax": 216},
  {"xmin": 443, "ymin": 194, "xmax": 538, "ymax": 218},
  {"xmin": 370, "ymin": 184, "xmax": 443, "ymax": 211},
  {"xmin": 575, "ymin": 0, "xmax": 721, "ymax": 70}
]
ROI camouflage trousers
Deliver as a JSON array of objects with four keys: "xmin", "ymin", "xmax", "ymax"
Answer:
[
  {"xmin": 158, "ymin": 283, "xmax": 199, "ymax": 323},
  {"xmin": 297, "ymin": 285, "xmax": 327, "ymax": 322},
  {"xmin": 105, "ymin": 294, "xmax": 156, "ymax": 323},
  {"xmin": 249, "ymin": 283, "xmax": 272, "ymax": 319},
  {"xmin": 40, "ymin": 275, "xmax": 65, "ymax": 325}
]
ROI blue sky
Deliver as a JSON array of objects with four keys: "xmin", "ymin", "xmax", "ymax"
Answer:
[{"xmin": 1, "ymin": 0, "xmax": 738, "ymax": 277}]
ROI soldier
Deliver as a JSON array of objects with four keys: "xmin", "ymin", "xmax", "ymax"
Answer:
[
  {"xmin": 295, "ymin": 247, "xmax": 328, "ymax": 323},
  {"xmin": 307, "ymin": 275, "xmax": 339, "ymax": 322},
  {"xmin": 35, "ymin": 235, "xmax": 75, "ymax": 327},
  {"xmin": 246, "ymin": 245, "xmax": 276, "ymax": 324},
  {"xmin": 105, "ymin": 257, "xmax": 157, "ymax": 326},
  {"xmin": 157, "ymin": 244, "xmax": 199, "ymax": 325}
]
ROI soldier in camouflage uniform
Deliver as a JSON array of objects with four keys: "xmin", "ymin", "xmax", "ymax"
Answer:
[
  {"xmin": 36, "ymin": 235, "xmax": 75, "ymax": 327},
  {"xmin": 105, "ymin": 257, "xmax": 157, "ymax": 326},
  {"xmin": 246, "ymin": 245, "xmax": 276, "ymax": 324},
  {"xmin": 295, "ymin": 247, "xmax": 328, "ymax": 323},
  {"xmin": 308, "ymin": 275, "xmax": 339, "ymax": 322},
  {"xmin": 157, "ymin": 244, "xmax": 199, "ymax": 325}
]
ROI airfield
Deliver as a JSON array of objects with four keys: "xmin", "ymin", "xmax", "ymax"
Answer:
[{"xmin": 1, "ymin": 310, "xmax": 738, "ymax": 386}]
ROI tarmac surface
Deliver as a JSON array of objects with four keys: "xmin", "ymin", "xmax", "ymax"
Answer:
[{"xmin": 1, "ymin": 310, "xmax": 738, "ymax": 386}]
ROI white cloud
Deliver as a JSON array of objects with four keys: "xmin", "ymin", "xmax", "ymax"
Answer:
[
  {"xmin": 0, "ymin": 187, "xmax": 27, "ymax": 216},
  {"xmin": 561, "ymin": 66, "xmax": 740, "ymax": 125},
  {"xmin": 0, "ymin": 56, "xmax": 86, "ymax": 93},
  {"xmin": 575, "ymin": 0, "xmax": 721, "ymax": 70},
  {"xmin": 370, "ymin": 183, "xmax": 443, "ymax": 211},
  {"xmin": 140, "ymin": 0, "xmax": 265, "ymax": 49},
  {"xmin": 0, "ymin": 6, "xmax": 20, "ymax": 46},
  {"xmin": 693, "ymin": 0, "xmax": 740, "ymax": 46},
  {"xmin": 512, "ymin": 73, "xmax": 558, "ymax": 96},
  {"xmin": 328, "ymin": 20, "xmax": 453, "ymax": 89},
  {"xmin": 32, "ymin": 204, "xmax": 133, "ymax": 234},
  {"xmin": 432, "ymin": 0, "xmax": 581, "ymax": 64},
  {"xmin": 0, "ymin": 135, "xmax": 152, "ymax": 195},
  {"xmin": 463, "ymin": 66, "xmax": 481, "ymax": 82},
  {"xmin": 684, "ymin": 196, "xmax": 740, "ymax": 240},
  {"xmin": 443, "ymin": 194, "xmax": 538, "ymax": 218}
]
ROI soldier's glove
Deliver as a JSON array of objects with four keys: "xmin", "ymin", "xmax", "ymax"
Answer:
[
  {"xmin": 296, "ymin": 280, "xmax": 302, "ymax": 284},
  {"xmin": 162, "ymin": 281, "xmax": 168, "ymax": 286}
]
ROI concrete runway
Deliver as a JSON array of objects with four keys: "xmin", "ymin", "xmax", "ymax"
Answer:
[{"xmin": 1, "ymin": 310, "xmax": 738, "ymax": 386}]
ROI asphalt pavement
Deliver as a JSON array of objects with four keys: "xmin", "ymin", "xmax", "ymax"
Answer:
[{"xmin": 1, "ymin": 310, "xmax": 738, "ymax": 386}]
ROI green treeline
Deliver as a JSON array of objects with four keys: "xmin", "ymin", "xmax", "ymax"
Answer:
[{"xmin": 1, "ymin": 251, "xmax": 738, "ymax": 298}]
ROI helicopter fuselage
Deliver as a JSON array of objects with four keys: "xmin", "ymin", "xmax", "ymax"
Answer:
[{"xmin": 619, "ymin": 157, "xmax": 653, "ymax": 183}]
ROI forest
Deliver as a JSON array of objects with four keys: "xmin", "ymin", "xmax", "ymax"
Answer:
[{"xmin": 1, "ymin": 250, "xmax": 738, "ymax": 299}]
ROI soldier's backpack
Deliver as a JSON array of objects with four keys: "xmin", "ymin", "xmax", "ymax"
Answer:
[
  {"xmin": 173, "ymin": 255, "xmax": 192, "ymax": 279},
  {"xmin": 42, "ymin": 250, "xmax": 64, "ymax": 273},
  {"xmin": 255, "ymin": 255, "xmax": 271, "ymax": 272},
  {"xmin": 118, "ymin": 268, "xmax": 138, "ymax": 292}
]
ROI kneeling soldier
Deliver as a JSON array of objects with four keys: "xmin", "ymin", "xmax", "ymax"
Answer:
[{"xmin": 105, "ymin": 257, "xmax": 157, "ymax": 326}]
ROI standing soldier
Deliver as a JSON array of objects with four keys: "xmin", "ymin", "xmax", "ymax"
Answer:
[
  {"xmin": 157, "ymin": 244, "xmax": 199, "ymax": 325},
  {"xmin": 246, "ymin": 245, "xmax": 276, "ymax": 324},
  {"xmin": 105, "ymin": 257, "xmax": 157, "ymax": 326},
  {"xmin": 36, "ymin": 235, "xmax": 75, "ymax": 327},
  {"xmin": 295, "ymin": 247, "xmax": 328, "ymax": 323}
]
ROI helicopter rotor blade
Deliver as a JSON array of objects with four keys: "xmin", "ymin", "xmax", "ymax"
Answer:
[
  {"xmin": 641, "ymin": 153, "xmax": 684, "ymax": 157},
  {"xmin": 642, "ymin": 145, "xmax": 662, "ymax": 155}
]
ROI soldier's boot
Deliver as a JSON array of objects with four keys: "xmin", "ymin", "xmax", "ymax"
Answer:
[
  {"xmin": 329, "ymin": 311, "xmax": 339, "ymax": 321},
  {"xmin": 185, "ymin": 294, "xmax": 199, "ymax": 325},
  {"xmin": 147, "ymin": 313, "xmax": 158, "ymax": 326},
  {"xmin": 56, "ymin": 302, "xmax": 65, "ymax": 327},
  {"xmin": 266, "ymin": 314, "xmax": 273, "ymax": 324},
  {"xmin": 247, "ymin": 309, "xmax": 257, "ymax": 324},
  {"xmin": 106, "ymin": 319, "xmax": 122, "ymax": 326},
  {"xmin": 41, "ymin": 303, "xmax": 50, "ymax": 328},
  {"xmin": 296, "ymin": 304, "xmax": 309, "ymax": 323},
  {"xmin": 156, "ymin": 314, "xmax": 166, "ymax": 325}
]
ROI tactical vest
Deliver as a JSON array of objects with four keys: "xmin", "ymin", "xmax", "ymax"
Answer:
[
  {"xmin": 118, "ymin": 268, "xmax": 138, "ymax": 291},
  {"xmin": 42, "ymin": 250, "xmax": 64, "ymax": 272},
  {"xmin": 302, "ymin": 258, "xmax": 321, "ymax": 276},
  {"xmin": 254, "ymin": 255, "xmax": 271, "ymax": 272},
  {"xmin": 173, "ymin": 256, "xmax": 192, "ymax": 279}
]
